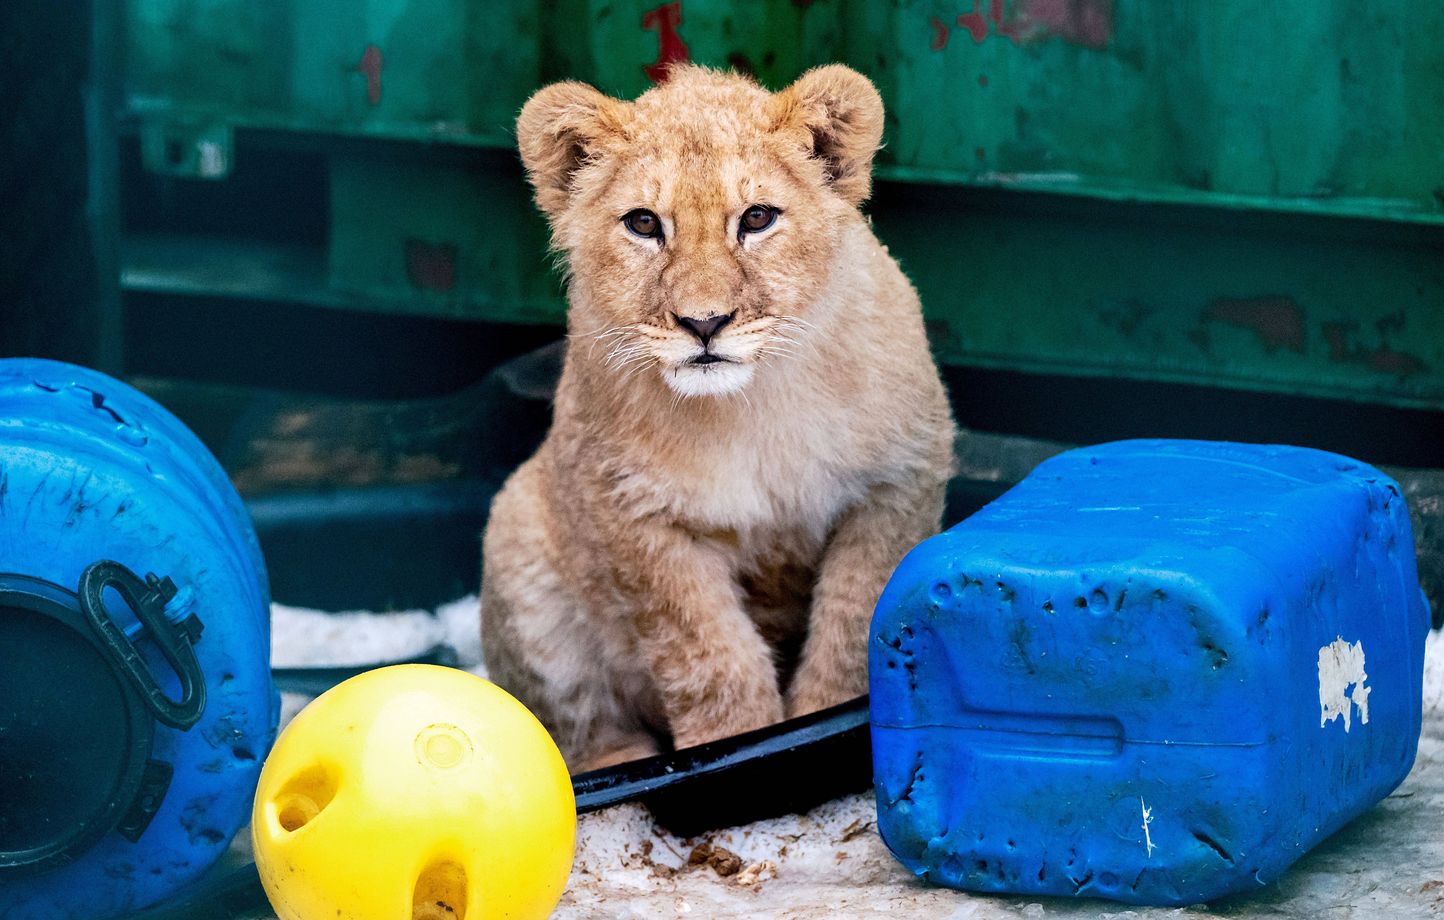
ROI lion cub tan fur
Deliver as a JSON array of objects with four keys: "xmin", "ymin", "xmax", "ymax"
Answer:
[{"xmin": 483, "ymin": 65, "xmax": 955, "ymax": 771}]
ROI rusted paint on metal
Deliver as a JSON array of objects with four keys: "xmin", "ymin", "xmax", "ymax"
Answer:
[
  {"xmin": 119, "ymin": 0, "xmax": 1444, "ymax": 411},
  {"xmin": 355, "ymin": 44, "xmax": 383, "ymax": 106},
  {"xmin": 403, "ymin": 239, "xmax": 457, "ymax": 292},
  {"xmin": 1323, "ymin": 323, "xmax": 1427, "ymax": 378},
  {"xmin": 642, "ymin": 1, "xmax": 690, "ymax": 83},
  {"xmin": 953, "ymin": 0, "xmax": 1112, "ymax": 49},
  {"xmin": 930, "ymin": 16, "xmax": 951, "ymax": 51},
  {"xmin": 957, "ymin": 2, "xmax": 991, "ymax": 43},
  {"xmin": 1201, "ymin": 296, "xmax": 1306, "ymax": 354},
  {"xmin": 1009, "ymin": 0, "xmax": 1114, "ymax": 48}
]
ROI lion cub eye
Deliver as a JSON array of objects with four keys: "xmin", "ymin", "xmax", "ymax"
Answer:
[
  {"xmin": 622, "ymin": 209, "xmax": 663, "ymax": 240},
  {"xmin": 739, "ymin": 205, "xmax": 779, "ymax": 237}
]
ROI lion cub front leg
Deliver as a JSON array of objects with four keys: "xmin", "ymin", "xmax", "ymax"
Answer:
[
  {"xmin": 613, "ymin": 519, "xmax": 785, "ymax": 749},
  {"xmin": 787, "ymin": 479, "xmax": 947, "ymax": 718}
]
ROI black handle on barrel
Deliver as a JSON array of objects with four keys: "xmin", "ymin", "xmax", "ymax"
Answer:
[{"xmin": 79, "ymin": 561, "xmax": 206, "ymax": 730}]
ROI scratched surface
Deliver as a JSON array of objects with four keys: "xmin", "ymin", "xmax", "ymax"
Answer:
[
  {"xmin": 119, "ymin": 0, "xmax": 1444, "ymax": 408},
  {"xmin": 860, "ymin": 0, "xmax": 1444, "ymax": 224},
  {"xmin": 324, "ymin": 152, "xmax": 559, "ymax": 324},
  {"xmin": 870, "ymin": 441, "xmax": 1429, "ymax": 904},
  {"xmin": 869, "ymin": 183, "xmax": 1444, "ymax": 410},
  {"xmin": 122, "ymin": 0, "xmax": 1444, "ymax": 222}
]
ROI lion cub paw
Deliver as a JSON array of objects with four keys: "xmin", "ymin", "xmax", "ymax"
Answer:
[
  {"xmin": 785, "ymin": 676, "xmax": 862, "ymax": 721},
  {"xmin": 672, "ymin": 694, "xmax": 784, "ymax": 751}
]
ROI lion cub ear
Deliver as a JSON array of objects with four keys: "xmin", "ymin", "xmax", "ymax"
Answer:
[
  {"xmin": 775, "ymin": 65, "xmax": 885, "ymax": 206},
  {"xmin": 516, "ymin": 82, "xmax": 628, "ymax": 218}
]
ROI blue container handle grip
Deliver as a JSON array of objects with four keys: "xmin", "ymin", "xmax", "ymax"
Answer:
[{"xmin": 79, "ymin": 562, "xmax": 207, "ymax": 730}]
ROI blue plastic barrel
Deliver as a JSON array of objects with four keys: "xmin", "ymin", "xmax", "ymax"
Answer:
[
  {"xmin": 871, "ymin": 439, "xmax": 1430, "ymax": 905},
  {"xmin": 0, "ymin": 360, "xmax": 276, "ymax": 919}
]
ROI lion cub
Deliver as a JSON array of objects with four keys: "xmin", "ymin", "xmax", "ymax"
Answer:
[{"xmin": 483, "ymin": 65, "xmax": 955, "ymax": 771}]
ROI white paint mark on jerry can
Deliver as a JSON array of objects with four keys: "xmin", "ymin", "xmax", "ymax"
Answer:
[
  {"xmin": 1318, "ymin": 637, "xmax": 1372, "ymax": 732},
  {"xmin": 1140, "ymin": 798, "xmax": 1156, "ymax": 857}
]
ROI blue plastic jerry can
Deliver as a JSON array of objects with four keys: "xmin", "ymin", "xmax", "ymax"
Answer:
[
  {"xmin": 871, "ymin": 439, "xmax": 1430, "ymax": 906},
  {"xmin": 0, "ymin": 360, "xmax": 277, "ymax": 919}
]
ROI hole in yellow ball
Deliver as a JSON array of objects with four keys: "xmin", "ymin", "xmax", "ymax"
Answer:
[
  {"xmin": 272, "ymin": 763, "xmax": 337, "ymax": 834},
  {"xmin": 276, "ymin": 795, "xmax": 316, "ymax": 832},
  {"xmin": 413, "ymin": 859, "xmax": 468, "ymax": 920}
]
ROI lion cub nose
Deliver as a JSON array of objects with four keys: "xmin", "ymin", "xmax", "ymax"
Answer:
[{"xmin": 674, "ymin": 312, "xmax": 734, "ymax": 345}]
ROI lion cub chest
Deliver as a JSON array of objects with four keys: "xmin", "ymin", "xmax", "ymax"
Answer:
[{"xmin": 670, "ymin": 408, "xmax": 873, "ymax": 543}]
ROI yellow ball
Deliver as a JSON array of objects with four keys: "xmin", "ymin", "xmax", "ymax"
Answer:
[{"xmin": 252, "ymin": 665, "xmax": 575, "ymax": 920}]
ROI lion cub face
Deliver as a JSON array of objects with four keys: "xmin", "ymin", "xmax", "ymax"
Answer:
[{"xmin": 518, "ymin": 66, "xmax": 885, "ymax": 398}]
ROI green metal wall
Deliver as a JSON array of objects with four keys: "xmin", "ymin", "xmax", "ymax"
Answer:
[{"xmin": 120, "ymin": 0, "xmax": 1444, "ymax": 409}]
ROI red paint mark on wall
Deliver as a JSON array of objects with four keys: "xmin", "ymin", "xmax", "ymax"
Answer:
[
  {"xmin": 355, "ymin": 44, "xmax": 383, "ymax": 105},
  {"xmin": 930, "ymin": 15, "xmax": 951, "ymax": 51},
  {"xmin": 642, "ymin": 2, "xmax": 690, "ymax": 83},
  {"xmin": 957, "ymin": 2, "xmax": 990, "ymax": 42},
  {"xmin": 954, "ymin": 0, "xmax": 1113, "ymax": 48},
  {"xmin": 1010, "ymin": 0, "xmax": 1114, "ymax": 47},
  {"xmin": 1323, "ymin": 323, "xmax": 1426, "ymax": 378},
  {"xmin": 1202, "ymin": 297, "xmax": 1306, "ymax": 354},
  {"xmin": 405, "ymin": 240, "xmax": 457, "ymax": 292}
]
